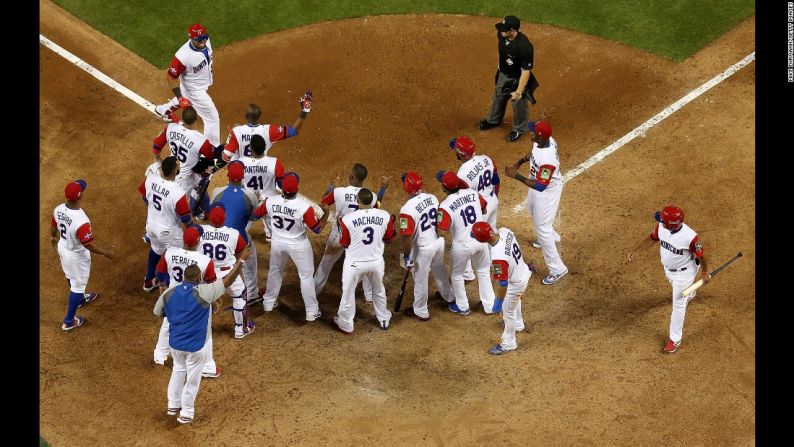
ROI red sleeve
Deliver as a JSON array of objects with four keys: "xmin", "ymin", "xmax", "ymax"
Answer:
[
  {"xmin": 153, "ymin": 126, "xmax": 168, "ymax": 152},
  {"xmin": 199, "ymin": 140, "xmax": 215, "ymax": 159},
  {"xmin": 51, "ymin": 216, "xmax": 57, "ymax": 228},
  {"xmin": 320, "ymin": 190, "xmax": 335, "ymax": 206},
  {"xmin": 167, "ymin": 57, "xmax": 186, "ymax": 78},
  {"xmin": 437, "ymin": 208, "xmax": 452, "ymax": 231},
  {"xmin": 138, "ymin": 180, "xmax": 147, "ymax": 197},
  {"xmin": 383, "ymin": 215, "xmax": 397, "ymax": 242},
  {"xmin": 339, "ymin": 221, "xmax": 351, "ymax": 248},
  {"xmin": 225, "ymin": 130, "xmax": 239, "ymax": 153},
  {"xmin": 536, "ymin": 164, "xmax": 556, "ymax": 186},
  {"xmin": 650, "ymin": 223, "xmax": 660, "ymax": 241},
  {"xmin": 491, "ymin": 260, "xmax": 509, "ymax": 281},
  {"xmin": 175, "ymin": 195, "xmax": 191, "ymax": 216},
  {"xmin": 478, "ymin": 194, "xmax": 488, "ymax": 214},
  {"xmin": 156, "ymin": 256, "xmax": 168, "ymax": 274},
  {"xmin": 234, "ymin": 235, "xmax": 247, "ymax": 255},
  {"xmin": 269, "ymin": 125, "xmax": 290, "ymax": 143},
  {"xmin": 252, "ymin": 200, "xmax": 268, "ymax": 219},
  {"xmin": 689, "ymin": 235, "xmax": 704, "ymax": 258},
  {"xmin": 76, "ymin": 223, "xmax": 94, "ymax": 245},
  {"xmin": 398, "ymin": 214, "xmax": 416, "ymax": 236},
  {"xmin": 303, "ymin": 207, "xmax": 321, "ymax": 231},
  {"xmin": 274, "ymin": 159, "xmax": 285, "ymax": 179},
  {"xmin": 203, "ymin": 261, "xmax": 217, "ymax": 283}
]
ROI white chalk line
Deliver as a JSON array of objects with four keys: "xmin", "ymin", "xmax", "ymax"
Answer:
[
  {"xmin": 511, "ymin": 51, "xmax": 755, "ymax": 214},
  {"xmin": 39, "ymin": 34, "xmax": 325, "ymax": 215}
]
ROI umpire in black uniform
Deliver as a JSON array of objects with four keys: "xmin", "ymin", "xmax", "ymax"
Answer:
[{"xmin": 477, "ymin": 15, "xmax": 539, "ymax": 143}]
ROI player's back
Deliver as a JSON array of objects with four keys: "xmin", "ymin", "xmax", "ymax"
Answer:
[
  {"xmin": 163, "ymin": 247, "xmax": 212, "ymax": 284},
  {"xmin": 265, "ymin": 195, "xmax": 313, "ymax": 242},
  {"xmin": 440, "ymin": 189, "xmax": 485, "ymax": 243},
  {"xmin": 399, "ymin": 193, "xmax": 441, "ymax": 246},
  {"xmin": 229, "ymin": 124, "xmax": 277, "ymax": 159},
  {"xmin": 458, "ymin": 154, "xmax": 497, "ymax": 197},
  {"xmin": 166, "ymin": 122, "xmax": 210, "ymax": 175},
  {"xmin": 333, "ymin": 186, "xmax": 376, "ymax": 220},
  {"xmin": 144, "ymin": 176, "xmax": 186, "ymax": 231},
  {"xmin": 239, "ymin": 155, "xmax": 280, "ymax": 200},
  {"xmin": 52, "ymin": 204, "xmax": 91, "ymax": 252},
  {"xmin": 199, "ymin": 225, "xmax": 241, "ymax": 268},
  {"xmin": 491, "ymin": 227, "xmax": 530, "ymax": 282},
  {"xmin": 211, "ymin": 186, "xmax": 258, "ymax": 239},
  {"xmin": 342, "ymin": 208, "xmax": 393, "ymax": 262},
  {"xmin": 529, "ymin": 137, "xmax": 562, "ymax": 188}
]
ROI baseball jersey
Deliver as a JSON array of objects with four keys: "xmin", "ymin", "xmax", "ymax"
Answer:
[
  {"xmin": 224, "ymin": 123, "xmax": 296, "ymax": 160},
  {"xmin": 490, "ymin": 228, "xmax": 531, "ymax": 284},
  {"xmin": 152, "ymin": 122, "xmax": 215, "ymax": 189},
  {"xmin": 139, "ymin": 176, "xmax": 191, "ymax": 230},
  {"xmin": 398, "ymin": 193, "xmax": 441, "ymax": 247},
  {"xmin": 238, "ymin": 155, "xmax": 285, "ymax": 200},
  {"xmin": 321, "ymin": 185, "xmax": 380, "ymax": 233},
  {"xmin": 156, "ymin": 247, "xmax": 216, "ymax": 286},
  {"xmin": 51, "ymin": 205, "xmax": 93, "ymax": 252},
  {"xmin": 340, "ymin": 208, "xmax": 396, "ymax": 262},
  {"xmin": 252, "ymin": 195, "xmax": 321, "ymax": 242},
  {"xmin": 438, "ymin": 189, "xmax": 488, "ymax": 243},
  {"xmin": 651, "ymin": 223, "xmax": 703, "ymax": 270},
  {"xmin": 199, "ymin": 225, "xmax": 247, "ymax": 269},
  {"xmin": 528, "ymin": 137, "xmax": 562, "ymax": 189},
  {"xmin": 457, "ymin": 155, "xmax": 499, "ymax": 197},
  {"xmin": 210, "ymin": 185, "xmax": 258, "ymax": 240},
  {"xmin": 168, "ymin": 39, "xmax": 214, "ymax": 91}
]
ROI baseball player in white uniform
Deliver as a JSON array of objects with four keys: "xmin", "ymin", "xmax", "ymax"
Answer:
[
  {"xmin": 449, "ymin": 136, "xmax": 501, "ymax": 280},
  {"xmin": 154, "ymin": 225, "xmax": 221, "ymax": 378},
  {"xmin": 504, "ymin": 120, "xmax": 568, "ymax": 285},
  {"xmin": 436, "ymin": 171, "xmax": 496, "ymax": 315},
  {"xmin": 238, "ymin": 134, "xmax": 286, "ymax": 242},
  {"xmin": 314, "ymin": 164, "xmax": 390, "ymax": 301},
  {"xmin": 201, "ymin": 205, "xmax": 255, "ymax": 339},
  {"xmin": 397, "ymin": 172, "xmax": 454, "ymax": 320},
  {"xmin": 152, "ymin": 106, "xmax": 217, "ymax": 217},
  {"xmin": 50, "ymin": 180, "xmax": 114, "ymax": 331},
  {"xmin": 471, "ymin": 222, "xmax": 535, "ymax": 355},
  {"xmin": 155, "ymin": 23, "xmax": 221, "ymax": 146},
  {"xmin": 333, "ymin": 188, "xmax": 397, "ymax": 333},
  {"xmin": 250, "ymin": 173, "xmax": 330, "ymax": 321},
  {"xmin": 222, "ymin": 97, "xmax": 312, "ymax": 161},
  {"xmin": 139, "ymin": 156, "xmax": 192, "ymax": 292},
  {"xmin": 628, "ymin": 205, "xmax": 711, "ymax": 354}
]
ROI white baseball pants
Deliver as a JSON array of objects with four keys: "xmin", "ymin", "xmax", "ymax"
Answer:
[
  {"xmin": 665, "ymin": 264, "xmax": 700, "ymax": 343},
  {"xmin": 314, "ymin": 224, "xmax": 374, "ymax": 299},
  {"xmin": 216, "ymin": 266, "xmax": 248, "ymax": 336},
  {"xmin": 499, "ymin": 275, "xmax": 530, "ymax": 350},
  {"xmin": 146, "ymin": 225, "xmax": 184, "ymax": 255},
  {"xmin": 167, "ymin": 342, "xmax": 209, "ymax": 420},
  {"xmin": 163, "ymin": 88, "xmax": 220, "ymax": 146},
  {"xmin": 450, "ymin": 240, "xmax": 495, "ymax": 312},
  {"xmin": 242, "ymin": 237, "xmax": 259, "ymax": 301},
  {"xmin": 336, "ymin": 258, "xmax": 390, "ymax": 332},
  {"xmin": 263, "ymin": 238, "xmax": 319, "ymax": 318},
  {"xmin": 58, "ymin": 245, "xmax": 90, "ymax": 293},
  {"xmin": 526, "ymin": 184, "xmax": 567, "ymax": 276},
  {"xmin": 410, "ymin": 237, "xmax": 453, "ymax": 318},
  {"xmin": 155, "ymin": 317, "xmax": 217, "ymax": 375}
]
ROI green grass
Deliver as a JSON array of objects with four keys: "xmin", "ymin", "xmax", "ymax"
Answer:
[
  {"xmin": 50, "ymin": 0, "xmax": 754, "ymax": 65},
  {"xmin": 40, "ymin": 437, "xmax": 48, "ymax": 447}
]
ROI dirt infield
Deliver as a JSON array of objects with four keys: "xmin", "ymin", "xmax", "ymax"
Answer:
[{"xmin": 40, "ymin": 1, "xmax": 755, "ymax": 445}]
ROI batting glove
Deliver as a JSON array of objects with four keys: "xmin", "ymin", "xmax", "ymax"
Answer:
[
  {"xmin": 299, "ymin": 91, "xmax": 313, "ymax": 113},
  {"xmin": 178, "ymin": 97, "xmax": 192, "ymax": 109}
]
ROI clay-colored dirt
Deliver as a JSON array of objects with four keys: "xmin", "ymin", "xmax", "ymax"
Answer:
[{"xmin": 40, "ymin": 1, "xmax": 755, "ymax": 445}]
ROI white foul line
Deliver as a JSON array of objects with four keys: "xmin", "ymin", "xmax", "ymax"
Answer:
[
  {"xmin": 40, "ymin": 34, "xmax": 325, "ymax": 215},
  {"xmin": 512, "ymin": 51, "xmax": 755, "ymax": 214}
]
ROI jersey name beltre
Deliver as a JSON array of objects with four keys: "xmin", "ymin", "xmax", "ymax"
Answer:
[{"xmin": 413, "ymin": 197, "xmax": 435, "ymax": 214}]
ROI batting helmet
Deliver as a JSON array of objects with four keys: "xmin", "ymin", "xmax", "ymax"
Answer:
[
  {"xmin": 529, "ymin": 120, "xmax": 552, "ymax": 139},
  {"xmin": 470, "ymin": 221, "xmax": 494, "ymax": 242},
  {"xmin": 208, "ymin": 204, "xmax": 226, "ymax": 227},
  {"xmin": 188, "ymin": 23, "xmax": 208, "ymax": 41},
  {"xmin": 449, "ymin": 136, "xmax": 476, "ymax": 159},
  {"xmin": 655, "ymin": 205, "xmax": 684, "ymax": 230},
  {"xmin": 401, "ymin": 171, "xmax": 424, "ymax": 195}
]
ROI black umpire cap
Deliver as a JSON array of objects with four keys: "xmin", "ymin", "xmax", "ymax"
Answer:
[{"xmin": 495, "ymin": 15, "xmax": 520, "ymax": 32}]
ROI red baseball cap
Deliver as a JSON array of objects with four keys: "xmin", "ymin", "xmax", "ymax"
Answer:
[
  {"xmin": 450, "ymin": 136, "xmax": 476, "ymax": 157},
  {"xmin": 227, "ymin": 161, "xmax": 245, "ymax": 182},
  {"xmin": 470, "ymin": 221, "xmax": 494, "ymax": 242},
  {"xmin": 436, "ymin": 170, "xmax": 468, "ymax": 190},
  {"xmin": 281, "ymin": 172, "xmax": 300, "ymax": 194},
  {"xmin": 183, "ymin": 225, "xmax": 204, "ymax": 247},
  {"xmin": 529, "ymin": 120, "xmax": 552, "ymax": 139},
  {"xmin": 188, "ymin": 23, "xmax": 208, "ymax": 41},
  {"xmin": 64, "ymin": 179, "xmax": 88, "ymax": 202},
  {"xmin": 208, "ymin": 205, "xmax": 226, "ymax": 227}
]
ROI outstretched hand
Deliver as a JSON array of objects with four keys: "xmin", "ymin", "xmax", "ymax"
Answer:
[
  {"xmin": 504, "ymin": 165, "xmax": 518, "ymax": 178},
  {"xmin": 381, "ymin": 175, "xmax": 393, "ymax": 189}
]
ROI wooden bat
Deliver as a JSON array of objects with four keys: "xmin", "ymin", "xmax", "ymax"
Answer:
[
  {"xmin": 393, "ymin": 267, "xmax": 411, "ymax": 312},
  {"xmin": 682, "ymin": 252, "xmax": 743, "ymax": 296}
]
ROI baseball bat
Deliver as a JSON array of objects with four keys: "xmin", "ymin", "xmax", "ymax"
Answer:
[
  {"xmin": 393, "ymin": 268, "xmax": 411, "ymax": 312},
  {"xmin": 681, "ymin": 252, "xmax": 743, "ymax": 296},
  {"xmin": 191, "ymin": 175, "xmax": 211, "ymax": 216}
]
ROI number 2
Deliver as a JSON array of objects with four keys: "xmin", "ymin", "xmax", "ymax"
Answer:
[
  {"xmin": 419, "ymin": 208, "xmax": 438, "ymax": 231},
  {"xmin": 59, "ymin": 223, "xmax": 67, "ymax": 239}
]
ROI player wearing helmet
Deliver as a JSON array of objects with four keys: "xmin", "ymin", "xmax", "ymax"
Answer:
[{"xmin": 627, "ymin": 205, "xmax": 711, "ymax": 354}]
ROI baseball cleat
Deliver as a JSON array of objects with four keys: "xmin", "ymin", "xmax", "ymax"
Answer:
[
  {"xmin": 663, "ymin": 339, "xmax": 680, "ymax": 354},
  {"xmin": 333, "ymin": 316, "xmax": 354, "ymax": 334},
  {"xmin": 448, "ymin": 303, "xmax": 471, "ymax": 316},
  {"xmin": 263, "ymin": 301, "xmax": 279, "ymax": 312},
  {"xmin": 143, "ymin": 278, "xmax": 159, "ymax": 293},
  {"xmin": 201, "ymin": 367, "xmax": 221, "ymax": 378},
  {"xmin": 489, "ymin": 344, "xmax": 516, "ymax": 355},
  {"xmin": 531, "ymin": 240, "xmax": 541, "ymax": 249},
  {"xmin": 542, "ymin": 269, "xmax": 569, "ymax": 285},
  {"xmin": 154, "ymin": 105, "xmax": 174, "ymax": 122},
  {"xmin": 167, "ymin": 407, "xmax": 181, "ymax": 416},
  {"xmin": 506, "ymin": 131, "xmax": 523, "ymax": 143},
  {"xmin": 306, "ymin": 312, "xmax": 322, "ymax": 322},
  {"xmin": 61, "ymin": 316, "xmax": 86, "ymax": 331},
  {"xmin": 235, "ymin": 321, "xmax": 256, "ymax": 339},
  {"xmin": 379, "ymin": 320, "xmax": 390, "ymax": 331},
  {"xmin": 154, "ymin": 358, "xmax": 167, "ymax": 366},
  {"xmin": 142, "ymin": 234, "xmax": 151, "ymax": 244},
  {"xmin": 177, "ymin": 415, "xmax": 193, "ymax": 424},
  {"xmin": 477, "ymin": 119, "xmax": 499, "ymax": 131},
  {"xmin": 403, "ymin": 308, "xmax": 430, "ymax": 321},
  {"xmin": 78, "ymin": 293, "xmax": 98, "ymax": 308}
]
